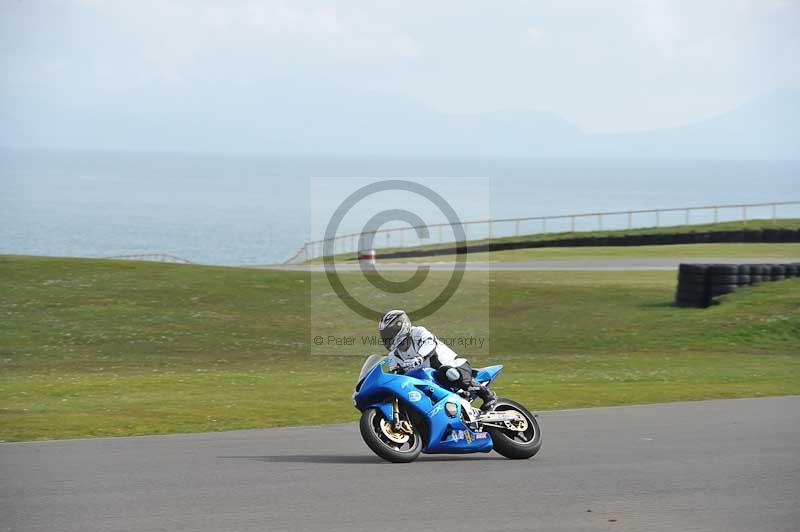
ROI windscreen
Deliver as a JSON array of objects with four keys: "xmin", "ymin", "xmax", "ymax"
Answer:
[{"xmin": 356, "ymin": 354, "xmax": 387, "ymax": 386}]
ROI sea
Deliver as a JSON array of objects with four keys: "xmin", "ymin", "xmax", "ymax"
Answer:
[{"xmin": 1, "ymin": 149, "xmax": 798, "ymax": 265}]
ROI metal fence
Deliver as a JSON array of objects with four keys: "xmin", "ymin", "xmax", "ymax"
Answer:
[{"xmin": 286, "ymin": 200, "xmax": 800, "ymax": 263}]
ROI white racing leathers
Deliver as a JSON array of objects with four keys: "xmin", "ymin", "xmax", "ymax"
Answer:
[
  {"xmin": 389, "ymin": 326, "xmax": 467, "ymax": 370},
  {"xmin": 389, "ymin": 326, "xmax": 496, "ymax": 409}
]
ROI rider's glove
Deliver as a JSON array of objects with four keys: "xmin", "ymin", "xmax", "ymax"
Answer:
[{"xmin": 398, "ymin": 356, "xmax": 423, "ymax": 370}]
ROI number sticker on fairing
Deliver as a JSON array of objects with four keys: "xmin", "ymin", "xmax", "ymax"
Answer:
[{"xmin": 407, "ymin": 390, "xmax": 422, "ymax": 402}]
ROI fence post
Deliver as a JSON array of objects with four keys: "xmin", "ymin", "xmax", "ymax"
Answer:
[
  {"xmin": 488, "ymin": 220, "xmax": 493, "ymax": 240},
  {"xmin": 656, "ymin": 210, "xmax": 660, "ymax": 227},
  {"xmin": 598, "ymin": 213, "xmax": 603, "ymax": 231},
  {"xmin": 742, "ymin": 206, "xmax": 747, "ymax": 225},
  {"xmin": 515, "ymin": 220, "xmax": 520, "ymax": 237},
  {"xmin": 570, "ymin": 216, "xmax": 575, "ymax": 233},
  {"xmin": 627, "ymin": 211, "xmax": 632, "ymax": 229},
  {"xmin": 772, "ymin": 203, "xmax": 777, "ymax": 223}
]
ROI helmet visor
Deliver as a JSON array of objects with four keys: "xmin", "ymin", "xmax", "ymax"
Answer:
[{"xmin": 379, "ymin": 327, "xmax": 396, "ymax": 350}]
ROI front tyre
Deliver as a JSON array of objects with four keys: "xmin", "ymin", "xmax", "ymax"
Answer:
[
  {"xmin": 486, "ymin": 398, "xmax": 542, "ymax": 460},
  {"xmin": 359, "ymin": 407, "xmax": 422, "ymax": 463}
]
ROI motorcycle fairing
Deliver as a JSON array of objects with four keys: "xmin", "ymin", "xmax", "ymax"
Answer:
[
  {"xmin": 354, "ymin": 358, "xmax": 493, "ymax": 454},
  {"xmin": 474, "ymin": 365, "xmax": 503, "ymax": 386}
]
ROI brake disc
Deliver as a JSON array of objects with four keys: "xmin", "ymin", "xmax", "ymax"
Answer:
[{"xmin": 380, "ymin": 418, "xmax": 410, "ymax": 444}]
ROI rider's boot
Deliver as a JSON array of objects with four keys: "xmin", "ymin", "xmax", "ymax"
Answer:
[{"xmin": 475, "ymin": 381, "xmax": 497, "ymax": 412}]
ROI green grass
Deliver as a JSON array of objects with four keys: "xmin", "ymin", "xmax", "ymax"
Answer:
[
  {"xmin": 307, "ymin": 218, "xmax": 800, "ymax": 264},
  {"xmin": 1, "ymin": 254, "xmax": 799, "ymax": 441}
]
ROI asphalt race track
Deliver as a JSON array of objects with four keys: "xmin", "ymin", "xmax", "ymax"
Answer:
[
  {"xmin": 2, "ymin": 396, "xmax": 798, "ymax": 532},
  {"xmin": 269, "ymin": 257, "xmax": 791, "ymax": 271}
]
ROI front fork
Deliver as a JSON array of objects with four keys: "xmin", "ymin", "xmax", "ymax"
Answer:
[
  {"xmin": 392, "ymin": 397, "xmax": 401, "ymax": 429},
  {"xmin": 392, "ymin": 396, "xmax": 414, "ymax": 435}
]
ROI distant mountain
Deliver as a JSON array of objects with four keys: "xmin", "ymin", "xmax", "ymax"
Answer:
[
  {"xmin": 1, "ymin": 82, "xmax": 797, "ymax": 159},
  {"xmin": 584, "ymin": 88, "xmax": 800, "ymax": 159}
]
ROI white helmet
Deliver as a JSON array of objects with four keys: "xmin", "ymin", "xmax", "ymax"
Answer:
[{"xmin": 378, "ymin": 310, "xmax": 411, "ymax": 351}]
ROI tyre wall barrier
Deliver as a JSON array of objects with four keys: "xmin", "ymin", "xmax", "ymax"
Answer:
[{"xmin": 675, "ymin": 262, "xmax": 800, "ymax": 308}]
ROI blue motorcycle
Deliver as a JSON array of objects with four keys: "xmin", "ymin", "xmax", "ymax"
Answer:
[{"xmin": 353, "ymin": 354, "xmax": 541, "ymax": 463}]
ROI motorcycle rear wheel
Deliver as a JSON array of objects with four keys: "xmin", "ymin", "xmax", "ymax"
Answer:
[
  {"xmin": 486, "ymin": 398, "xmax": 542, "ymax": 459},
  {"xmin": 359, "ymin": 407, "xmax": 422, "ymax": 463}
]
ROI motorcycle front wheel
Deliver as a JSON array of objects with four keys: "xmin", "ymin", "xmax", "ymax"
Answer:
[
  {"xmin": 359, "ymin": 407, "xmax": 422, "ymax": 463},
  {"xmin": 485, "ymin": 398, "xmax": 542, "ymax": 459}
]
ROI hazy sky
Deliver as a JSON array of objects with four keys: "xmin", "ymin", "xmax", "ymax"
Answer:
[{"xmin": 2, "ymin": 0, "xmax": 799, "ymax": 134}]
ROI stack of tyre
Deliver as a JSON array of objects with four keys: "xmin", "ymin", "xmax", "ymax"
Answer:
[{"xmin": 675, "ymin": 262, "xmax": 799, "ymax": 308}]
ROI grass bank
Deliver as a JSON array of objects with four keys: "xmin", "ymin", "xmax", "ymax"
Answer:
[{"xmin": 1, "ymin": 255, "xmax": 799, "ymax": 441}]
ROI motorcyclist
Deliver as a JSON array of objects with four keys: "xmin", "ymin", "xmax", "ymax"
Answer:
[{"xmin": 378, "ymin": 309, "xmax": 497, "ymax": 412}]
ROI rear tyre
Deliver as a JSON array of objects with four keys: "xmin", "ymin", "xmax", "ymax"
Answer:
[
  {"xmin": 359, "ymin": 407, "xmax": 422, "ymax": 463},
  {"xmin": 486, "ymin": 398, "xmax": 542, "ymax": 460}
]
